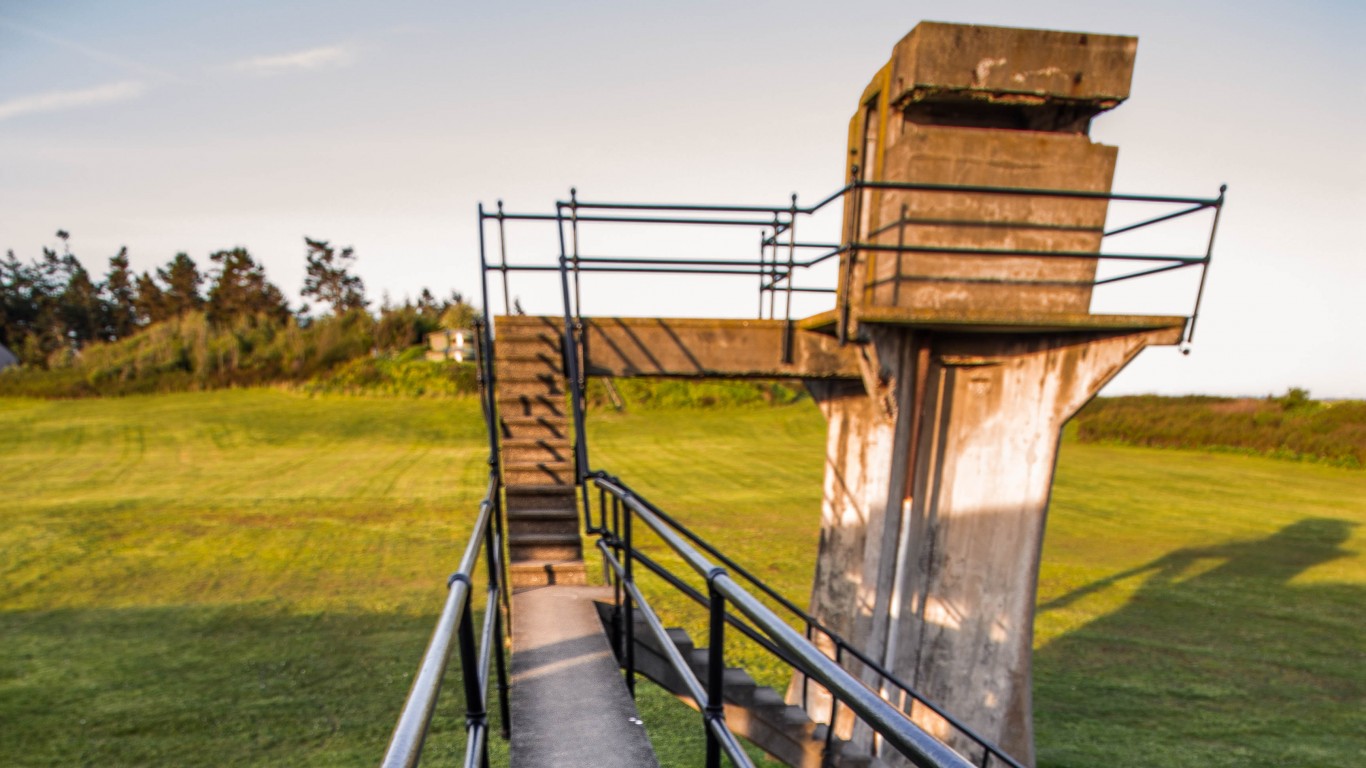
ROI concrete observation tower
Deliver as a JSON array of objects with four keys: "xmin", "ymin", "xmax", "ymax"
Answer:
[
  {"xmin": 462, "ymin": 20, "xmax": 1224, "ymax": 768},
  {"xmin": 797, "ymin": 23, "xmax": 1202, "ymax": 764}
]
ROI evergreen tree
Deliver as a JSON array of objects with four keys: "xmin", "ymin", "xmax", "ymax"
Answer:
[
  {"xmin": 133, "ymin": 271, "xmax": 168, "ymax": 325},
  {"xmin": 103, "ymin": 247, "xmax": 137, "ymax": 339},
  {"xmin": 301, "ymin": 237, "xmax": 367, "ymax": 315},
  {"xmin": 205, "ymin": 248, "xmax": 289, "ymax": 325},
  {"xmin": 2, "ymin": 247, "xmax": 64, "ymax": 365},
  {"xmin": 57, "ymin": 256, "xmax": 103, "ymax": 347},
  {"xmin": 158, "ymin": 252, "xmax": 205, "ymax": 317},
  {"xmin": 0, "ymin": 250, "xmax": 38, "ymax": 351}
]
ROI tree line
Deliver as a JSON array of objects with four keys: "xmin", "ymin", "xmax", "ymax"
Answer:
[{"xmin": 1, "ymin": 232, "xmax": 477, "ymax": 369}]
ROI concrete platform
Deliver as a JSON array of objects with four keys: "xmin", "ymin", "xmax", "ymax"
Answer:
[
  {"xmin": 799, "ymin": 306, "xmax": 1186, "ymax": 337},
  {"xmin": 510, "ymin": 585, "xmax": 659, "ymax": 768}
]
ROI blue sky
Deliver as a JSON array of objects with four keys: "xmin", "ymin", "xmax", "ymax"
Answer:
[{"xmin": 2, "ymin": 0, "xmax": 1363, "ymax": 397}]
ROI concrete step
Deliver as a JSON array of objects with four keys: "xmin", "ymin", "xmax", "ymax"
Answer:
[
  {"xmin": 508, "ymin": 561, "xmax": 587, "ymax": 588},
  {"xmin": 509, "ymin": 586, "xmax": 658, "ymax": 767},
  {"xmin": 495, "ymin": 353, "xmax": 564, "ymax": 376},
  {"xmin": 502, "ymin": 438, "xmax": 572, "ymax": 464},
  {"xmin": 494, "ymin": 342, "xmax": 560, "ymax": 362},
  {"xmin": 497, "ymin": 373, "xmax": 565, "ymax": 395},
  {"xmin": 505, "ymin": 484, "xmax": 578, "ymax": 511},
  {"xmin": 498, "ymin": 394, "xmax": 566, "ymax": 418},
  {"xmin": 505, "ymin": 505, "xmax": 578, "ymax": 521},
  {"xmin": 510, "ymin": 544, "xmax": 583, "ymax": 563},
  {"xmin": 509, "ymin": 530, "xmax": 583, "ymax": 563},
  {"xmin": 510, "ymin": 531, "xmax": 582, "ymax": 545},
  {"xmin": 506, "ymin": 511, "xmax": 579, "ymax": 536},
  {"xmin": 503, "ymin": 460, "xmax": 575, "ymax": 487},
  {"xmin": 494, "ymin": 327, "xmax": 561, "ymax": 345},
  {"xmin": 596, "ymin": 607, "xmax": 892, "ymax": 768},
  {"xmin": 500, "ymin": 415, "xmax": 568, "ymax": 441}
]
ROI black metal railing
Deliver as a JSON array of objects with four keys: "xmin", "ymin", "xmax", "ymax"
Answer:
[
  {"xmin": 380, "ymin": 325, "xmax": 511, "ymax": 768},
  {"xmin": 479, "ymin": 178, "xmax": 1225, "ymax": 349},
  {"xmin": 589, "ymin": 472, "xmax": 980, "ymax": 768},
  {"xmin": 588, "ymin": 472, "xmax": 1023, "ymax": 768},
  {"xmin": 378, "ymin": 472, "xmax": 510, "ymax": 768}
]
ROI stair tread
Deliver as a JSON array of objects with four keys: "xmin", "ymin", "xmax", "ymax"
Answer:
[
  {"xmin": 494, "ymin": 352, "xmax": 562, "ymax": 363},
  {"xmin": 505, "ymin": 484, "xmax": 578, "ymax": 495},
  {"xmin": 506, "ymin": 507, "xmax": 578, "ymax": 518},
  {"xmin": 497, "ymin": 396, "xmax": 565, "ymax": 405},
  {"xmin": 504, "ymin": 460, "xmax": 574, "ymax": 469},
  {"xmin": 509, "ymin": 531, "xmax": 582, "ymax": 543},
  {"xmin": 502, "ymin": 437, "xmax": 572, "ymax": 447}
]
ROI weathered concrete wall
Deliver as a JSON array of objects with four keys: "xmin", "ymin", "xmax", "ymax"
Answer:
[
  {"xmin": 798, "ymin": 325, "xmax": 1181, "ymax": 766},
  {"xmin": 842, "ymin": 22, "xmax": 1133, "ymax": 319},
  {"xmin": 580, "ymin": 317, "xmax": 860, "ymax": 379},
  {"xmin": 866, "ymin": 125, "xmax": 1116, "ymax": 314},
  {"xmin": 885, "ymin": 22, "xmax": 1137, "ymax": 109}
]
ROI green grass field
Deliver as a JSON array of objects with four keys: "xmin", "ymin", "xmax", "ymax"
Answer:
[{"xmin": 1, "ymin": 390, "xmax": 1361, "ymax": 766}]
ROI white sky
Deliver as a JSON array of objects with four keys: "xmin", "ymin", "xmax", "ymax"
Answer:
[{"xmin": 1, "ymin": 0, "xmax": 1362, "ymax": 397}]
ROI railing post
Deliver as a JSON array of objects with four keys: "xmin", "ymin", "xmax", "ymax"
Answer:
[
  {"xmin": 802, "ymin": 621, "xmax": 812, "ymax": 711},
  {"xmin": 473, "ymin": 318, "xmax": 510, "ymax": 632},
  {"xmin": 757, "ymin": 228, "xmax": 768, "ymax": 319},
  {"xmin": 596, "ymin": 483, "xmax": 609, "ymax": 574},
  {"xmin": 554, "ymin": 200, "xmax": 593, "ymax": 536},
  {"xmin": 838, "ymin": 171, "xmax": 862, "ymax": 346},
  {"xmin": 767, "ymin": 212, "xmax": 780, "ymax": 320},
  {"xmin": 823, "ymin": 643, "xmax": 844, "ymax": 759},
  {"xmin": 1185, "ymin": 183, "xmax": 1227, "ymax": 346},
  {"xmin": 705, "ymin": 569, "xmax": 728, "ymax": 768},
  {"xmin": 495, "ymin": 200, "xmax": 511, "ymax": 315},
  {"xmin": 569, "ymin": 188, "xmax": 583, "ymax": 332},
  {"xmin": 610, "ymin": 491, "xmax": 623, "ymax": 659},
  {"xmin": 484, "ymin": 504, "xmax": 511, "ymax": 741},
  {"xmin": 623, "ymin": 490, "xmax": 636, "ymax": 699},
  {"xmin": 457, "ymin": 598, "xmax": 486, "ymax": 767},
  {"xmin": 893, "ymin": 202, "xmax": 908, "ymax": 306},
  {"xmin": 782, "ymin": 192, "xmax": 798, "ymax": 364}
]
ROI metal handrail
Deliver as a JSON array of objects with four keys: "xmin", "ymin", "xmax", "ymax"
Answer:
[
  {"xmin": 480, "ymin": 179, "xmax": 1225, "ymax": 345},
  {"xmin": 598, "ymin": 542, "xmax": 757, "ymax": 768},
  {"xmin": 590, "ymin": 472, "xmax": 1025, "ymax": 768},
  {"xmin": 380, "ymin": 473, "xmax": 509, "ymax": 768},
  {"xmin": 592, "ymin": 473, "xmax": 976, "ymax": 768}
]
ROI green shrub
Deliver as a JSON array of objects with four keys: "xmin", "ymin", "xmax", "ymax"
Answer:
[
  {"xmin": 0, "ymin": 311, "xmax": 384, "ymax": 397},
  {"xmin": 1075, "ymin": 392, "xmax": 1365, "ymax": 468},
  {"xmin": 584, "ymin": 377, "xmax": 807, "ymax": 410},
  {"xmin": 299, "ymin": 353, "xmax": 478, "ymax": 398}
]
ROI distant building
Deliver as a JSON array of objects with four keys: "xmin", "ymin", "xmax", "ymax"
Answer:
[
  {"xmin": 0, "ymin": 343, "xmax": 17, "ymax": 371},
  {"xmin": 425, "ymin": 329, "xmax": 476, "ymax": 362}
]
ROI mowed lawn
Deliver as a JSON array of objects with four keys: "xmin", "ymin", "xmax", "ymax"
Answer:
[
  {"xmin": 0, "ymin": 391, "xmax": 496, "ymax": 766},
  {"xmin": 2, "ymin": 390, "xmax": 1363, "ymax": 766}
]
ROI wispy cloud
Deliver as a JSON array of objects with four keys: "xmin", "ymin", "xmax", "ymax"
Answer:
[
  {"xmin": 230, "ymin": 45, "xmax": 353, "ymax": 75},
  {"xmin": 0, "ymin": 15, "xmax": 184, "ymax": 83},
  {"xmin": 0, "ymin": 80, "xmax": 146, "ymax": 122}
]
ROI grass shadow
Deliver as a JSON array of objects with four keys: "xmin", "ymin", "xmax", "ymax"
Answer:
[
  {"xmin": 1033, "ymin": 518, "xmax": 1363, "ymax": 767},
  {"xmin": 0, "ymin": 604, "xmax": 506, "ymax": 767}
]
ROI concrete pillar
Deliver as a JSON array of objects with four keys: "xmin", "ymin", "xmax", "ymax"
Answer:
[
  {"xmin": 796, "ymin": 22, "xmax": 1187, "ymax": 767},
  {"xmin": 801, "ymin": 326, "xmax": 1178, "ymax": 765}
]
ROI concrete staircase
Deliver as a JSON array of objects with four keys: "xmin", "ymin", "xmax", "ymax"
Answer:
[
  {"xmin": 597, "ymin": 604, "xmax": 891, "ymax": 768},
  {"xmin": 494, "ymin": 315, "xmax": 586, "ymax": 588}
]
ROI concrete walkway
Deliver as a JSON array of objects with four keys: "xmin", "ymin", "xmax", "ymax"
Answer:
[{"xmin": 509, "ymin": 585, "xmax": 659, "ymax": 768}]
